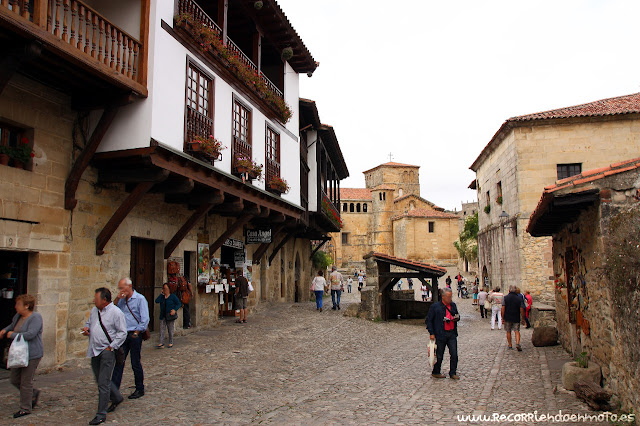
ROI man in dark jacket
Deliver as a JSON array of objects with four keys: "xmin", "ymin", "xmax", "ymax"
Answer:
[{"xmin": 425, "ymin": 288, "xmax": 460, "ymax": 379}]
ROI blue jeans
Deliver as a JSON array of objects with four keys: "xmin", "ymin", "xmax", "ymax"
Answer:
[
  {"xmin": 347, "ymin": 284, "xmax": 352, "ymax": 293},
  {"xmin": 331, "ymin": 289, "xmax": 341, "ymax": 307},
  {"xmin": 432, "ymin": 332, "xmax": 458, "ymax": 376},
  {"xmin": 111, "ymin": 333, "xmax": 144, "ymax": 392},
  {"xmin": 314, "ymin": 291, "xmax": 323, "ymax": 309}
]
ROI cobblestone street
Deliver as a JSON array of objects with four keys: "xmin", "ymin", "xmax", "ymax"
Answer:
[{"xmin": 0, "ymin": 292, "xmax": 605, "ymax": 425}]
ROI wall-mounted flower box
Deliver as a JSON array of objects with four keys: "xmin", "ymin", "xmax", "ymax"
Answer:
[
  {"xmin": 234, "ymin": 154, "xmax": 263, "ymax": 182},
  {"xmin": 175, "ymin": 12, "xmax": 293, "ymax": 124},
  {"xmin": 267, "ymin": 176, "xmax": 289, "ymax": 194},
  {"xmin": 187, "ymin": 135, "xmax": 225, "ymax": 165}
]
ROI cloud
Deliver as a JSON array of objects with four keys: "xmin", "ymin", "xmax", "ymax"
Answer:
[{"xmin": 278, "ymin": 0, "xmax": 640, "ymax": 210}]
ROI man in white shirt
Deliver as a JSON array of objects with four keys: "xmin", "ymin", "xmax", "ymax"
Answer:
[
  {"xmin": 329, "ymin": 266, "xmax": 344, "ymax": 310},
  {"xmin": 83, "ymin": 287, "xmax": 127, "ymax": 425},
  {"xmin": 346, "ymin": 277, "xmax": 353, "ymax": 293}
]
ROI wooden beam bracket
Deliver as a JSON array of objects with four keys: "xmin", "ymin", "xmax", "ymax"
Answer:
[
  {"xmin": 65, "ymin": 105, "xmax": 119, "ymax": 210},
  {"xmin": 209, "ymin": 213, "xmax": 254, "ymax": 254},
  {"xmin": 96, "ymin": 181, "xmax": 153, "ymax": 255},
  {"xmin": 164, "ymin": 200, "xmax": 221, "ymax": 259}
]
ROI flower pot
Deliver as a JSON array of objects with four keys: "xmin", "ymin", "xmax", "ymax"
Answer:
[
  {"xmin": 267, "ymin": 183, "xmax": 285, "ymax": 194},
  {"xmin": 0, "ymin": 154, "xmax": 9, "ymax": 166},
  {"xmin": 561, "ymin": 361, "xmax": 601, "ymax": 391},
  {"xmin": 248, "ymin": 170, "xmax": 260, "ymax": 180},
  {"xmin": 235, "ymin": 165, "xmax": 248, "ymax": 175},
  {"xmin": 13, "ymin": 160, "xmax": 24, "ymax": 170}
]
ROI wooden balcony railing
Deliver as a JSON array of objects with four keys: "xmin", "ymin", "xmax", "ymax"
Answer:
[
  {"xmin": 232, "ymin": 138, "xmax": 251, "ymax": 169},
  {"xmin": 177, "ymin": 0, "xmax": 283, "ymax": 100},
  {"xmin": 265, "ymin": 158, "xmax": 280, "ymax": 187},
  {"xmin": 1, "ymin": 0, "xmax": 144, "ymax": 87},
  {"xmin": 177, "ymin": 0, "xmax": 221, "ymax": 36},
  {"xmin": 185, "ymin": 107, "xmax": 213, "ymax": 145}
]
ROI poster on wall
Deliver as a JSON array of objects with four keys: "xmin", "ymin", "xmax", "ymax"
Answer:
[
  {"xmin": 244, "ymin": 260, "xmax": 253, "ymax": 283},
  {"xmin": 234, "ymin": 250, "xmax": 246, "ymax": 268},
  {"xmin": 210, "ymin": 257, "xmax": 221, "ymax": 282},
  {"xmin": 197, "ymin": 243, "xmax": 210, "ymax": 284}
]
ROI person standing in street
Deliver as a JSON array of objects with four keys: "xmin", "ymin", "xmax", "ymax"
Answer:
[
  {"xmin": 524, "ymin": 290, "xmax": 533, "ymax": 328},
  {"xmin": 178, "ymin": 278, "xmax": 193, "ymax": 329},
  {"xmin": 472, "ymin": 282, "xmax": 478, "ymax": 306},
  {"xmin": 357, "ymin": 273, "xmax": 364, "ymax": 292},
  {"xmin": 502, "ymin": 285, "xmax": 526, "ymax": 351},
  {"xmin": 0, "ymin": 294, "xmax": 43, "ymax": 419},
  {"xmin": 489, "ymin": 287, "xmax": 504, "ymax": 330},
  {"xmin": 421, "ymin": 282, "xmax": 429, "ymax": 301},
  {"xmin": 329, "ymin": 266, "xmax": 344, "ymax": 310},
  {"xmin": 235, "ymin": 271, "xmax": 250, "ymax": 323},
  {"xmin": 83, "ymin": 288, "xmax": 127, "ymax": 425},
  {"xmin": 346, "ymin": 277, "xmax": 353, "ymax": 293},
  {"xmin": 408, "ymin": 278, "xmax": 413, "ymax": 290},
  {"xmin": 155, "ymin": 283, "xmax": 181, "ymax": 347},
  {"xmin": 426, "ymin": 288, "xmax": 460, "ymax": 380},
  {"xmin": 445, "ymin": 275, "xmax": 452, "ymax": 289},
  {"xmin": 112, "ymin": 277, "xmax": 149, "ymax": 400},
  {"xmin": 477, "ymin": 287, "xmax": 489, "ymax": 319},
  {"xmin": 311, "ymin": 270, "xmax": 327, "ymax": 311}
]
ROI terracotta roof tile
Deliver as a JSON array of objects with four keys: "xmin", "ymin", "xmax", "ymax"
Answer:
[
  {"xmin": 391, "ymin": 208, "xmax": 459, "ymax": 220},
  {"xmin": 527, "ymin": 156, "xmax": 640, "ymax": 235},
  {"xmin": 366, "ymin": 252, "xmax": 447, "ymax": 275},
  {"xmin": 363, "ymin": 162, "xmax": 420, "ymax": 173},
  {"xmin": 340, "ymin": 188, "xmax": 372, "ymax": 200},
  {"xmin": 471, "ymin": 93, "xmax": 640, "ymax": 171}
]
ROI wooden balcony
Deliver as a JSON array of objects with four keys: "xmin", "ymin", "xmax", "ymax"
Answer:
[
  {"xmin": 177, "ymin": 0, "xmax": 283, "ymax": 100},
  {"xmin": 0, "ymin": 0, "xmax": 148, "ymax": 103}
]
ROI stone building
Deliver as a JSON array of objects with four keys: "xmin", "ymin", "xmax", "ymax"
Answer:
[
  {"xmin": 0, "ymin": 0, "xmax": 347, "ymax": 369},
  {"xmin": 527, "ymin": 157, "xmax": 640, "ymax": 415},
  {"xmin": 470, "ymin": 93, "xmax": 640, "ymax": 303},
  {"xmin": 333, "ymin": 162, "xmax": 459, "ymax": 269}
]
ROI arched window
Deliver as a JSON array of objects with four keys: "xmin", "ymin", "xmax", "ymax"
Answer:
[
  {"xmin": 398, "ymin": 188, "xmax": 404, "ymax": 197},
  {"xmin": 356, "ymin": 203, "xmax": 361, "ymax": 213},
  {"xmin": 379, "ymin": 193, "xmax": 383, "ymax": 201},
  {"xmin": 409, "ymin": 202, "xmax": 415, "ymax": 211},
  {"xmin": 383, "ymin": 192, "xmax": 386, "ymax": 200},
  {"xmin": 343, "ymin": 203, "xmax": 348, "ymax": 212},
  {"xmin": 350, "ymin": 203, "xmax": 355, "ymax": 212},
  {"xmin": 363, "ymin": 203, "xmax": 368, "ymax": 213}
]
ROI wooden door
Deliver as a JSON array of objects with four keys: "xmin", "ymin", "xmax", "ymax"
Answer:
[
  {"xmin": 0, "ymin": 251, "xmax": 28, "ymax": 369},
  {"xmin": 130, "ymin": 238, "xmax": 156, "ymax": 331}
]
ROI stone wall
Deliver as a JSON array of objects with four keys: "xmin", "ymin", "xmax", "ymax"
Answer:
[
  {"xmin": 552, "ymin": 189, "xmax": 640, "ymax": 414},
  {"xmin": 0, "ymin": 75, "xmax": 74, "ymax": 367},
  {"xmin": 0, "ymin": 75, "xmax": 316, "ymax": 368},
  {"xmin": 393, "ymin": 216, "xmax": 459, "ymax": 266},
  {"xmin": 371, "ymin": 188, "xmax": 394, "ymax": 255},
  {"xmin": 335, "ymin": 202, "xmax": 372, "ymax": 268},
  {"xmin": 364, "ymin": 165, "xmax": 420, "ymax": 197}
]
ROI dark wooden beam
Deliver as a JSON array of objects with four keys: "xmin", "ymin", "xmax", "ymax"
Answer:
[
  {"xmin": 165, "ymin": 189, "xmax": 224, "ymax": 205},
  {"xmin": 150, "ymin": 178, "xmax": 194, "ymax": 194},
  {"xmin": 380, "ymin": 272, "xmax": 435, "ymax": 279},
  {"xmin": 98, "ymin": 168, "xmax": 169, "ymax": 184},
  {"xmin": 268, "ymin": 232, "xmax": 295, "ymax": 266},
  {"xmin": 65, "ymin": 106, "xmax": 119, "ymax": 210},
  {"xmin": 211, "ymin": 198, "xmax": 244, "ymax": 215},
  {"xmin": 0, "ymin": 42, "xmax": 42, "ymax": 95},
  {"xmin": 164, "ymin": 201, "xmax": 221, "ymax": 259},
  {"xmin": 209, "ymin": 213, "xmax": 254, "ymax": 254},
  {"xmin": 96, "ymin": 181, "xmax": 153, "ymax": 255},
  {"xmin": 72, "ymin": 92, "xmax": 137, "ymax": 111},
  {"xmin": 417, "ymin": 277, "xmax": 434, "ymax": 293},
  {"xmin": 257, "ymin": 207, "xmax": 270, "ymax": 218}
]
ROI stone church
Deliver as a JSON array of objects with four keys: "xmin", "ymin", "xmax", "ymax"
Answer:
[{"xmin": 331, "ymin": 162, "xmax": 459, "ymax": 269}]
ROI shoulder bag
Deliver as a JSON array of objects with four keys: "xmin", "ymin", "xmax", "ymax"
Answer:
[
  {"xmin": 125, "ymin": 299, "xmax": 150, "ymax": 340},
  {"xmin": 97, "ymin": 310, "xmax": 125, "ymax": 366}
]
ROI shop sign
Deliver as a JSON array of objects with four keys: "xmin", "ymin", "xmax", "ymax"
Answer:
[
  {"xmin": 223, "ymin": 238, "xmax": 244, "ymax": 250},
  {"xmin": 245, "ymin": 228, "xmax": 272, "ymax": 244}
]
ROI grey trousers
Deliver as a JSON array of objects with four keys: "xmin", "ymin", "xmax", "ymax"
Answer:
[
  {"xmin": 91, "ymin": 350, "xmax": 123, "ymax": 420},
  {"xmin": 159, "ymin": 319, "xmax": 175, "ymax": 345},
  {"xmin": 10, "ymin": 357, "xmax": 41, "ymax": 412}
]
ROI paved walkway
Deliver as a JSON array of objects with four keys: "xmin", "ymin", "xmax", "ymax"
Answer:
[{"xmin": 0, "ymin": 291, "xmax": 605, "ymax": 425}]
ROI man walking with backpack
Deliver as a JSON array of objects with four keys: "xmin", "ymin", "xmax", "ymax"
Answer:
[{"xmin": 426, "ymin": 288, "xmax": 460, "ymax": 380}]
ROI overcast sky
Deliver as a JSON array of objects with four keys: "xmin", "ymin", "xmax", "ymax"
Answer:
[{"xmin": 278, "ymin": 0, "xmax": 640, "ymax": 210}]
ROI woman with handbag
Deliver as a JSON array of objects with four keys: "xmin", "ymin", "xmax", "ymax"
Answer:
[
  {"xmin": 155, "ymin": 283, "xmax": 182, "ymax": 348},
  {"xmin": 0, "ymin": 294, "xmax": 43, "ymax": 418}
]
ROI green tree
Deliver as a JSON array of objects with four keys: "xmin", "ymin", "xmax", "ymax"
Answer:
[
  {"xmin": 312, "ymin": 250, "xmax": 333, "ymax": 271},
  {"xmin": 454, "ymin": 212, "xmax": 478, "ymax": 262}
]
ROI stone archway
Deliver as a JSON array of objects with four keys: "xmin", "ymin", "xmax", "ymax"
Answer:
[{"xmin": 294, "ymin": 252, "xmax": 301, "ymax": 302}]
